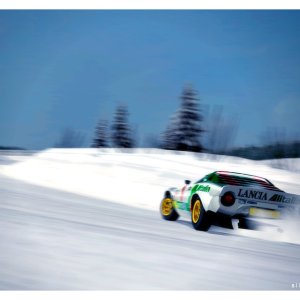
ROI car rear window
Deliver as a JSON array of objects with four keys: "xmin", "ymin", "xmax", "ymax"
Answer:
[{"xmin": 215, "ymin": 171, "xmax": 282, "ymax": 191}]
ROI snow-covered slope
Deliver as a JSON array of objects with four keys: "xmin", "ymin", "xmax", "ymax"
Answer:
[
  {"xmin": 1, "ymin": 149, "xmax": 300, "ymax": 290},
  {"xmin": 1, "ymin": 174, "xmax": 299, "ymax": 290},
  {"xmin": 1, "ymin": 148, "xmax": 300, "ymax": 211}
]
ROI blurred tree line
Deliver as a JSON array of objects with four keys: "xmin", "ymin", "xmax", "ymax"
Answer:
[
  {"xmin": 226, "ymin": 127, "xmax": 300, "ymax": 160},
  {"xmin": 57, "ymin": 84, "xmax": 298, "ymax": 160},
  {"xmin": 92, "ymin": 85, "xmax": 205, "ymax": 151},
  {"xmin": 226, "ymin": 142, "xmax": 300, "ymax": 160},
  {"xmin": 92, "ymin": 104, "xmax": 135, "ymax": 148}
]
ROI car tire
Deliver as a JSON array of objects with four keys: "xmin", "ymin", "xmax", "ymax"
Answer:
[
  {"xmin": 191, "ymin": 198, "xmax": 211, "ymax": 231},
  {"xmin": 160, "ymin": 197, "xmax": 179, "ymax": 221}
]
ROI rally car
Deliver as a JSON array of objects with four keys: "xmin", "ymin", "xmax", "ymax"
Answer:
[{"xmin": 160, "ymin": 171, "xmax": 300, "ymax": 231}]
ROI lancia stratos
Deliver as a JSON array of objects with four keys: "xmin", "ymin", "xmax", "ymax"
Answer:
[{"xmin": 160, "ymin": 171, "xmax": 300, "ymax": 231}]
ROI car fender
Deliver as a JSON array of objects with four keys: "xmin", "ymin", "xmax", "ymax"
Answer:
[{"xmin": 189, "ymin": 183, "xmax": 222, "ymax": 212}]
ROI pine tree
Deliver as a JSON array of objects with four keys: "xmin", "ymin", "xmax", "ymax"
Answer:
[
  {"xmin": 92, "ymin": 120, "xmax": 109, "ymax": 148},
  {"xmin": 111, "ymin": 105, "xmax": 135, "ymax": 148},
  {"xmin": 161, "ymin": 110, "xmax": 180, "ymax": 150},
  {"xmin": 178, "ymin": 86, "xmax": 203, "ymax": 151},
  {"xmin": 162, "ymin": 86, "xmax": 203, "ymax": 152}
]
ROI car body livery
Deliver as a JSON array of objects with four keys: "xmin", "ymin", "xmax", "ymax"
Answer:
[{"xmin": 160, "ymin": 171, "xmax": 300, "ymax": 231}]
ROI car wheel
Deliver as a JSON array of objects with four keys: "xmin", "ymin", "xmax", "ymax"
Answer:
[
  {"xmin": 160, "ymin": 197, "xmax": 179, "ymax": 221},
  {"xmin": 191, "ymin": 198, "xmax": 211, "ymax": 231}
]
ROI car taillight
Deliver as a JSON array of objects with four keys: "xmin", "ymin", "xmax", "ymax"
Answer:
[{"xmin": 221, "ymin": 192, "xmax": 235, "ymax": 207}]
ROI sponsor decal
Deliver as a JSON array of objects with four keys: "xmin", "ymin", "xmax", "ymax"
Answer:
[
  {"xmin": 269, "ymin": 194, "xmax": 295, "ymax": 204},
  {"xmin": 173, "ymin": 200, "xmax": 189, "ymax": 211},
  {"xmin": 238, "ymin": 189, "xmax": 296, "ymax": 204},
  {"xmin": 191, "ymin": 184, "xmax": 211, "ymax": 194},
  {"xmin": 238, "ymin": 189, "xmax": 267, "ymax": 200}
]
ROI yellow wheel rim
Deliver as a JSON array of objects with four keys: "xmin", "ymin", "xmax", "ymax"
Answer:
[
  {"xmin": 192, "ymin": 200, "xmax": 201, "ymax": 223},
  {"xmin": 161, "ymin": 198, "xmax": 173, "ymax": 216}
]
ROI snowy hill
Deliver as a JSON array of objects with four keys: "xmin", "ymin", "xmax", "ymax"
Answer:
[
  {"xmin": 1, "ymin": 148, "xmax": 300, "ymax": 211},
  {"xmin": 1, "ymin": 149, "xmax": 300, "ymax": 290}
]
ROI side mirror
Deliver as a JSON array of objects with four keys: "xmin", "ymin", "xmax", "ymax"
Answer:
[{"xmin": 185, "ymin": 180, "xmax": 191, "ymax": 185}]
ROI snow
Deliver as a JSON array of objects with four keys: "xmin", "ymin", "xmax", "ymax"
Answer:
[
  {"xmin": 0, "ymin": 149, "xmax": 300, "ymax": 290},
  {"xmin": 1, "ymin": 148, "xmax": 300, "ymax": 245},
  {"xmin": 0, "ymin": 175, "xmax": 299, "ymax": 290},
  {"xmin": 1, "ymin": 148, "xmax": 300, "ymax": 211}
]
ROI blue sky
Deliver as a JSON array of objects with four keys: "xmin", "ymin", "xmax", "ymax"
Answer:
[{"xmin": 0, "ymin": 10, "xmax": 300, "ymax": 149}]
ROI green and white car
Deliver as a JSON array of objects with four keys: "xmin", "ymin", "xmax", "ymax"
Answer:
[{"xmin": 160, "ymin": 171, "xmax": 300, "ymax": 231}]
